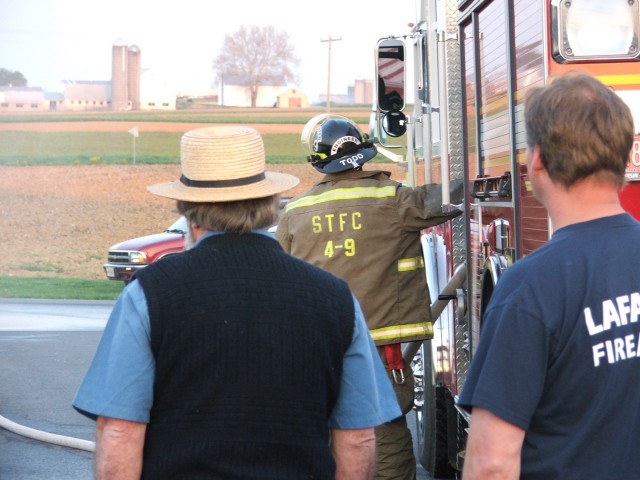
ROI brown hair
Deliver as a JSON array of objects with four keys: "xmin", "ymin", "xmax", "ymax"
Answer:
[
  {"xmin": 177, "ymin": 195, "xmax": 280, "ymax": 234},
  {"xmin": 525, "ymin": 72, "xmax": 634, "ymax": 188}
]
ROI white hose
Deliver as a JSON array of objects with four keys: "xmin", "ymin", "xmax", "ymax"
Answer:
[{"xmin": 0, "ymin": 414, "xmax": 95, "ymax": 452}]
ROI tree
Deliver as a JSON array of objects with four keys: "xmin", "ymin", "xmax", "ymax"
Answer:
[
  {"xmin": 0, "ymin": 68, "xmax": 28, "ymax": 87},
  {"xmin": 214, "ymin": 25, "xmax": 299, "ymax": 108}
]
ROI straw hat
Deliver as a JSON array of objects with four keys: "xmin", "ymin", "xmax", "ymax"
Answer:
[{"xmin": 147, "ymin": 126, "xmax": 299, "ymax": 202}]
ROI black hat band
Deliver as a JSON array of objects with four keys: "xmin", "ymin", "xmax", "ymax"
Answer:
[{"xmin": 180, "ymin": 173, "xmax": 266, "ymax": 189}]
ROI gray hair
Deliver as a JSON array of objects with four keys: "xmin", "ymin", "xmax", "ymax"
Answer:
[{"xmin": 177, "ymin": 195, "xmax": 280, "ymax": 234}]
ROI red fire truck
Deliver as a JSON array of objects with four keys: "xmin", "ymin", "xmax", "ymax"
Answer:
[{"xmin": 371, "ymin": 0, "xmax": 639, "ymax": 477}]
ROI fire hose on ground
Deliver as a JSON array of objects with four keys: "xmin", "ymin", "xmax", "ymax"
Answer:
[{"xmin": 0, "ymin": 414, "xmax": 95, "ymax": 452}]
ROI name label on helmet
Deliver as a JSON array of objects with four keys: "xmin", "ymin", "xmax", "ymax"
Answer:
[
  {"xmin": 331, "ymin": 135, "xmax": 361, "ymax": 155},
  {"xmin": 339, "ymin": 152, "xmax": 365, "ymax": 167}
]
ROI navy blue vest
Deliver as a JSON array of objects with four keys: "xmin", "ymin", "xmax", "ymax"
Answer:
[{"xmin": 136, "ymin": 233, "xmax": 354, "ymax": 479}]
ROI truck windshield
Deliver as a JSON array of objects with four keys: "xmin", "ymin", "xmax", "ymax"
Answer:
[{"xmin": 165, "ymin": 217, "xmax": 187, "ymax": 234}]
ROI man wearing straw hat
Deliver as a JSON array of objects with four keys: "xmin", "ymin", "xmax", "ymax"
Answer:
[{"xmin": 73, "ymin": 125, "xmax": 401, "ymax": 479}]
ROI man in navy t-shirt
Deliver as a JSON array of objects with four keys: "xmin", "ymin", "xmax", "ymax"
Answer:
[{"xmin": 458, "ymin": 73, "xmax": 639, "ymax": 479}]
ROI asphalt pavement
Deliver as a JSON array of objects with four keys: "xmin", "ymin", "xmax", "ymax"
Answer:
[
  {"xmin": 0, "ymin": 299, "xmax": 431, "ymax": 479},
  {"xmin": 0, "ymin": 329, "xmax": 100, "ymax": 479}
]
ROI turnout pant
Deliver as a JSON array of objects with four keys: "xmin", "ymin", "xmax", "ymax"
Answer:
[{"xmin": 375, "ymin": 346, "xmax": 416, "ymax": 480}]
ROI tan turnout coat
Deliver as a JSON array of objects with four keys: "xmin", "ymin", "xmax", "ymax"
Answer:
[{"xmin": 276, "ymin": 169, "xmax": 460, "ymax": 345}]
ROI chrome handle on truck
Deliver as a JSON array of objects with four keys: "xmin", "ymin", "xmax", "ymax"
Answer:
[{"xmin": 471, "ymin": 172, "xmax": 512, "ymax": 200}]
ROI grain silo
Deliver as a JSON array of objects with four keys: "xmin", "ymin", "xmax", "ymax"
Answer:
[
  {"xmin": 111, "ymin": 38, "xmax": 129, "ymax": 110},
  {"xmin": 127, "ymin": 45, "xmax": 141, "ymax": 110}
]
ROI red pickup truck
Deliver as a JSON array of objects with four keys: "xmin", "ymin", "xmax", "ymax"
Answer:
[
  {"xmin": 103, "ymin": 217, "xmax": 188, "ymax": 284},
  {"xmin": 103, "ymin": 198, "xmax": 290, "ymax": 284}
]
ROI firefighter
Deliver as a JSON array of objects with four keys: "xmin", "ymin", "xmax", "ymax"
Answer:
[{"xmin": 276, "ymin": 114, "xmax": 463, "ymax": 480}]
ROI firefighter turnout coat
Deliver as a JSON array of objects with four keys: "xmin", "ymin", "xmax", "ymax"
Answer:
[{"xmin": 276, "ymin": 169, "xmax": 461, "ymax": 346}]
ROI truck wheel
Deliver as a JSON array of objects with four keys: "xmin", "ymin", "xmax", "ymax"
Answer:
[{"xmin": 417, "ymin": 342, "xmax": 457, "ymax": 479}]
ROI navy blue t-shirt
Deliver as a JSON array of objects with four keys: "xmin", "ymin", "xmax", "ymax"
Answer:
[{"xmin": 458, "ymin": 214, "xmax": 640, "ymax": 479}]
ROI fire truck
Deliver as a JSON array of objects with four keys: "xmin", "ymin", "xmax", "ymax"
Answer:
[{"xmin": 370, "ymin": 0, "xmax": 640, "ymax": 477}]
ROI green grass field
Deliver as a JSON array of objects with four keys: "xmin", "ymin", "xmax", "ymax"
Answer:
[
  {"xmin": 0, "ymin": 131, "xmax": 303, "ymax": 165},
  {"xmin": 0, "ymin": 107, "xmax": 371, "ymax": 166},
  {"xmin": 0, "ymin": 277, "xmax": 124, "ymax": 300},
  {"xmin": 0, "ymin": 106, "xmax": 370, "ymax": 125}
]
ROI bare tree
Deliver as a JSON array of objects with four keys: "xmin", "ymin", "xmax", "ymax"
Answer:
[
  {"xmin": 214, "ymin": 25, "xmax": 299, "ymax": 107},
  {"xmin": 0, "ymin": 68, "xmax": 28, "ymax": 87}
]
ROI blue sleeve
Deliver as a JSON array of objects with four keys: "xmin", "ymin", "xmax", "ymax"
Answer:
[
  {"xmin": 329, "ymin": 296, "xmax": 402, "ymax": 429},
  {"xmin": 72, "ymin": 281, "xmax": 155, "ymax": 423}
]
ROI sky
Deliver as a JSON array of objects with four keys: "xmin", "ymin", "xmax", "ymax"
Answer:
[{"xmin": 0, "ymin": 0, "xmax": 418, "ymax": 102}]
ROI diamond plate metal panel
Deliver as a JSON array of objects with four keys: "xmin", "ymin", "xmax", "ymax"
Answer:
[{"xmin": 442, "ymin": 0, "xmax": 471, "ymax": 395}]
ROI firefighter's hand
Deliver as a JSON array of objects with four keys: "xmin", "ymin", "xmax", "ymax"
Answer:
[
  {"xmin": 443, "ymin": 179, "xmax": 465, "ymax": 215},
  {"xmin": 450, "ymin": 178, "xmax": 464, "ymax": 205},
  {"xmin": 443, "ymin": 202, "xmax": 464, "ymax": 215}
]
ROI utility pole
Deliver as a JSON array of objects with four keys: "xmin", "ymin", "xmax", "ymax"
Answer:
[{"xmin": 320, "ymin": 36, "xmax": 342, "ymax": 112}]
